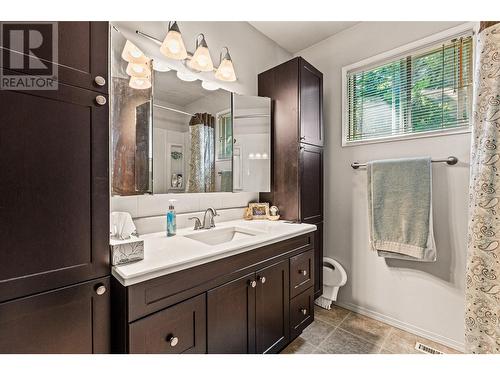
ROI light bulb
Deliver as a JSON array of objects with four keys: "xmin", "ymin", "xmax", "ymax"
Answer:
[
  {"xmin": 121, "ymin": 40, "xmax": 148, "ymax": 64},
  {"xmin": 160, "ymin": 22, "xmax": 188, "ymax": 60}
]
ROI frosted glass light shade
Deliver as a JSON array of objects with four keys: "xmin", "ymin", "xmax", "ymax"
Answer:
[
  {"xmin": 215, "ymin": 49, "xmax": 236, "ymax": 82},
  {"xmin": 152, "ymin": 60, "xmax": 171, "ymax": 72},
  {"xmin": 121, "ymin": 40, "xmax": 148, "ymax": 64},
  {"xmin": 126, "ymin": 61, "xmax": 151, "ymax": 78},
  {"xmin": 129, "ymin": 76, "xmax": 151, "ymax": 90},
  {"xmin": 188, "ymin": 46, "xmax": 214, "ymax": 72},
  {"xmin": 160, "ymin": 22, "xmax": 188, "ymax": 60}
]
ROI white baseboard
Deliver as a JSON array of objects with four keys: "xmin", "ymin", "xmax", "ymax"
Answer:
[{"xmin": 333, "ymin": 301, "xmax": 465, "ymax": 353}]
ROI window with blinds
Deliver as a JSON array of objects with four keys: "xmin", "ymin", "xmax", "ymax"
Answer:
[{"xmin": 344, "ymin": 34, "xmax": 473, "ymax": 144}]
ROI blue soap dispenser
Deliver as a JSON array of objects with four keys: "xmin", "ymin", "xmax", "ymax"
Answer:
[{"xmin": 166, "ymin": 199, "xmax": 177, "ymax": 237}]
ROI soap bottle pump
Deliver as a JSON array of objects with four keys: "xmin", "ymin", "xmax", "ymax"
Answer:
[{"xmin": 167, "ymin": 199, "xmax": 177, "ymax": 237}]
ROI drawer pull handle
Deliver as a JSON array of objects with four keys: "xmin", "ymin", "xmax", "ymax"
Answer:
[
  {"xmin": 258, "ymin": 276, "xmax": 266, "ymax": 284},
  {"xmin": 94, "ymin": 75, "xmax": 106, "ymax": 86},
  {"xmin": 95, "ymin": 95, "xmax": 107, "ymax": 106},
  {"xmin": 299, "ymin": 270, "xmax": 307, "ymax": 276},
  {"xmin": 300, "ymin": 308, "xmax": 308, "ymax": 316},
  {"xmin": 167, "ymin": 335, "xmax": 179, "ymax": 347},
  {"xmin": 249, "ymin": 280, "xmax": 257, "ymax": 288},
  {"xmin": 95, "ymin": 284, "xmax": 106, "ymax": 295}
]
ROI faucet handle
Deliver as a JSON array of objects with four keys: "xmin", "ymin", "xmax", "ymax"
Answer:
[{"xmin": 189, "ymin": 217, "xmax": 202, "ymax": 230}]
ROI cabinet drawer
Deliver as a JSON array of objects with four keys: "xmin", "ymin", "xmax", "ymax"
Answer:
[
  {"xmin": 129, "ymin": 294, "xmax": 206, "ymax": 354},
  {"xmin": 289, "ymin": 287, "xmax": 314, "ymax": 339},
  {"xmin": 289, "ymin": 249, "xmax": 314, "ymax": 298}
]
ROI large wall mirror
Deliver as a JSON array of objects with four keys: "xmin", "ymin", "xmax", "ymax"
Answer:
[{"xmin": 110, "ymin": 25, "xmax": 271, "ymax": 196}]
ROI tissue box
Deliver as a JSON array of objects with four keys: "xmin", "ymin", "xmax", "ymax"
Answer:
[{"xmin": 110, "ymin": 236, "xmax": 144, "ymax": 265}]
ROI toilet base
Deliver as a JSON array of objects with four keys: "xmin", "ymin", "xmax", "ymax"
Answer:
[{"xmin": 315, "ymin": 296, "xmax": 333, "ymax": 310}]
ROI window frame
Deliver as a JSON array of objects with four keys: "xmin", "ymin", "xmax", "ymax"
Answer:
[{"xmin": 341, "ymin": 22, "xmax": 476, "ymax": 147}]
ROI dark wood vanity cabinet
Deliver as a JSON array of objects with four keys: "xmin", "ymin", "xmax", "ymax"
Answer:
[
  {"xmin": 112, "ymin": 233, "xmax": 316, "ymax": 354},
  {"xmin": 259, "ymin": 57, "xmax": 324, "ymax": 299},
  {"xmin": 0, "ymin": 22, "xmax": 110, "ymax": 353}
]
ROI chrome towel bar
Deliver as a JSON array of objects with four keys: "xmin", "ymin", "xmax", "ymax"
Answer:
[{"xmin": 351, "ymin": 156, "xmax": 458, "ymax": 169}]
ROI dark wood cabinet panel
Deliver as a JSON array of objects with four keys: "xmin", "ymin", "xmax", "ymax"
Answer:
[
  {"xmin": 255, "ymin": 260, "xmax": 289, "ymax": 354},
  {"xmin": 313, "ymin": 222, "xmax": 324, "ymax": 298},
  {"xmin": 290, "ymin": 249, "xmax": 314, "ymax": 298},
  {"xmin": 300, "ymin": 60, "xmax": 323, "ymax": 147},
  {"xmin": 300, "ymin": 144, "xmax": 323, "ymax": 223},
  {"xmin": 0, "ymin": 22, "xmax": 108, "ymax": 93},
  {"xmin": 289, "ymin": 287, "xmax": 314, "ymax": 340},
  {"xmin": 207, "ymin": 273, "xmax": 256, "ymax": 354},
  {"xmin": 129, "ymin": 294, "xmax": 206, "ymax": 354},
  {"xmin": 0, "ymin": 84, "xmax": 109, "ymax": 302},
  {"xmin": 0, "ymin": 276, "xmax": 110, "ymax": 353}
]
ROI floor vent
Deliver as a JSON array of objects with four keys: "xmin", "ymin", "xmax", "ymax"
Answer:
[{"xmin": 415, "ymin": 342, "xmax": 444, "ymax": 354}]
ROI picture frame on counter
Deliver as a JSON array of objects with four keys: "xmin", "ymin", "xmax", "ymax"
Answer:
[{"xmin": 248, "ymin": 202, "xmax": 270, "ymax": 220}]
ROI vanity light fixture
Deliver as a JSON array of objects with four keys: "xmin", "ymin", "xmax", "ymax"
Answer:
[
  {"xmin": 152, "ymin": 60, "xmax": 171, "ymax": 72},
  {"xmin": 126, "ymin": 61, "xmax": 151, "ymax": 78},
  {"xmin": 201, "ymin": 81, "xmax": 219, "ymax": 91},
  {"xmin": 176, "ymin": 70, "xmax": 198, "ymax": 82},
  {"xmin": 160, "ymin": 21, "xmax": 188, "ymax": 60},
  {"xmin": 121, "ymin": 40, "xmax": 148, "ymax": 64},
  {"xmin": 215, "ymin": 47, "xmax": 237, "ymax": 82},
  {"xmin": 188, "ymin": 34, "xmax": 214, "ymax": 72},
  {"xmin": 129, "ymin": 76, "xmax": 152, "ymax": 90}
]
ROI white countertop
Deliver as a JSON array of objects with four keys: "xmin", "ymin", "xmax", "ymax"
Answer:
[{"xmin": 112, "ymin": 219, "xmax": 316, "ymax": 286}]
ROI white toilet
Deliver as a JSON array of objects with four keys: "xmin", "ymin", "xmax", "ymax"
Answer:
[{"xmin": 315, "ymin": 257, "xmax": 347, "ymax": 310}]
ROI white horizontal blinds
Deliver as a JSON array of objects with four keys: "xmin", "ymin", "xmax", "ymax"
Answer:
[{"xmin": 346, "ymin": 35, "xmax": 473, "ymax": 142}]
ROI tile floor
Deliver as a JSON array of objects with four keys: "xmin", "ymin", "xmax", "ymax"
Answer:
[{"xmin": 282, "ymin": 305, "xmax": 461, "ymax": 354}]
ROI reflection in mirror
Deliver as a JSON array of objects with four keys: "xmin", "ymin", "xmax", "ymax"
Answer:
[
  {"xmin": 153, "ymin": 70, "xmax": 232, "ymax": 193},
  {"xmin": 111, "ymin": 28, "xmax": 153, "ymax": 195},
  {"xmin": 232, "ymin": 95, "xmax": 271, "ymax": 192}
]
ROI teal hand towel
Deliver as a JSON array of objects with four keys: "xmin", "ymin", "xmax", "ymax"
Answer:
[{"xmin": 367, "ymin": 157, "xmax": 431, "ymax": 259}]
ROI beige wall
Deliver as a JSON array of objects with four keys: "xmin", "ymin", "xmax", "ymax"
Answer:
[{"xmin": 296, "ymin": 21, "xmax": 470, "ymax": 350}]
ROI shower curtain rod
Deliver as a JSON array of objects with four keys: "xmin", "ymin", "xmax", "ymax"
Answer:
[
  {"xmin": 154, "ymin": 104, "xmax": 195, "ymax": 117},
  {"xmin": 351, "ymin": 156, "xmax": 458, "ymax": 169}
]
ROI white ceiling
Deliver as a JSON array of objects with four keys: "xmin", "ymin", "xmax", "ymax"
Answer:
[{"xmin": 248, "ymin": 21, "xmax": 359, "ymax": 54}]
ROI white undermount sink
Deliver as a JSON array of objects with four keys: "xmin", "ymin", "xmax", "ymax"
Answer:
[{"xmin": 184, "ymin": 226, "xmax": 264, "ymax": 246}]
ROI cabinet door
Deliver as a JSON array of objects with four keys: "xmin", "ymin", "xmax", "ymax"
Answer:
[
  {"xmin": 129, "ymin": 294, "xmax": 206, "ymax": 354},
  {"xmin": 300, "ymin": 144, "xmax": 323, "ymax": 223},
  {"xmin": 0, "ymin": 22, "xmax": 108, "ymax": 93},
  {"xmin": 255, "ymin": 260, "xmax": 289, "ymax": 354},
  {"xmin": 299, "ymin": 58, "xmax": 323, "ymax": 146},
  {"xmin": 0, "ymin": 84, "xmax": 109, "ymax": 302},
  {"xmin": 0, "ymin": 276, "xmax": 110, "ymax": 354},
  {"xmin": 314, "ymin": 222, "xmax": 324, "ymax": 298},
  {"xmin": 207, "ymin": 273, "xmax": 256, "ymax": 353}
]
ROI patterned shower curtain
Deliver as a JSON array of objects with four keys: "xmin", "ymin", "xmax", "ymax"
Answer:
[
  {"xmin": 465, "ymin": 22, "xmax": 500, "ymax": 354},
  {"xmin": 186, "ymin": 113, "xmax": 215, "ymax": 193}
]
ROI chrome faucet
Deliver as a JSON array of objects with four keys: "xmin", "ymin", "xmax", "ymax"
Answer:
[{"xmin": 202, "ymin": 207, "xmax": 219, "ymax": 229}]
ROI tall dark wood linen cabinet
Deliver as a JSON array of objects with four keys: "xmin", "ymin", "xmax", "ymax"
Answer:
[
  {"xmin": 259, "ymin": 57, "xmax": 324, "ymax": 299},
  {"xmin": 0, "ymin": 22, "xmax": 111, "ymax": 353}
]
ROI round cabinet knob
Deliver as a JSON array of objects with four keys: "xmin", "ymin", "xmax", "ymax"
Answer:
[
  {"xmin": 249, "ymin": 280, "xmax": 257, "ymax": 288},
  {"xmin": 259, "ymin": 276, "xmax": 266, "ymax": 284},
  {"xmin": 95, "ymin": 95, "xmax": 107, "ymax": 106},
  {"xmin": 167, "ymin": 335, "xmax": 179, "ymax": 347},
  {"xmin": 300, "ymin": 308, "xmax": 308, "ymax": 316},
  {"xmin": 299, "ymin": 270, "xmax": 307, "ymax": 276},
  {"xmin": 94, "ymin": 75, "xmax": 106, "ymax": 86},
  {"xmin": 95, "ymin": 284, "xmax": 106, "ymax": 296}
]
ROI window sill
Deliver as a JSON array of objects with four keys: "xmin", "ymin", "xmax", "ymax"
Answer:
[{"xmin": 342, "ymin": 126, "xmax": 471, "ymax": 147}]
